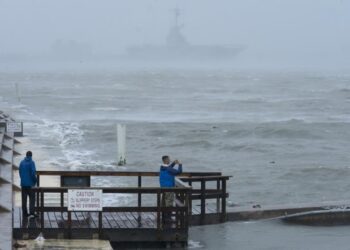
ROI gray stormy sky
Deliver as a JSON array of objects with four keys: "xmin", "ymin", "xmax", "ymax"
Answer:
[{"xmin": 0, "ymin": 0, "xmax": 349, "ymax": 68}]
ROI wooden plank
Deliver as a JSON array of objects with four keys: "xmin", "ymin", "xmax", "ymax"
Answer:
[
  {"xmin": 33, "ymin": 187, "xmax": 190, "ymax": 193},
  {"xmin": 79, "ymin": 212, "xmax": 94, "ymax": 228},
  {"xmin": 142, "ymin": 212, "xmax": 156, "ymax": 228},
  {"xmin": 44, "ymin": 212, "xmax": 53, "ymax": 228},
  {"xmin": 103, "ymin": 213, "xmax": 114, "ymax": 228},
  {"xmin": 125, "ymin": 212, "xmax": 139, "ymax": 228},
  {"xmin": 72, "ymin": 211, "xmax": 82, "ymax": 228},
  {"xmin": 120, "ymin": 212, "xmax": 135, "ymax": 228},
  {"xmin": 47, "ymin": 212, "xmax": 58, "ymax": 228},
  {"xmin": 180, "ymin": 175, "xmax": 232, "ymax": 182},
  {"xmin": 192, "ymin": 206, "xmax": 201, "ymax": 215},
  {"xmin": 55, "ymin": 211, "xmax": 67, "ymax": 228},
  {"xmin": 129, "ymin": 212, "xmax": 140, "ymax": 227},
  {"xmin": 53, "ymin": 212, "xmax": 62, "ymax": 228},
  {"xmin": 36, "ymin": 170, "xmax": 221, "ymax": 177},
  {"xmin": 115, "ymin": 212, "xmax": 133, "ymax": 228},
  {"xmin": 191, "ymin": 193, "xmax": 229, "ymax": 200},
  {"xmin": 88, "ymin": 212, "xmax": 99, "ymax": 229},
  {"xmin": 110, "ymin": 212, "xmax": 126, "ymax": 228}
]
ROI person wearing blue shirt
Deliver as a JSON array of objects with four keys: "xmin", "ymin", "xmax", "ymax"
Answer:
[
  {"xmin": 159, "ymin": 155, "xmax": 183, "ymax": 224},
  {"xmin": 19, "ymin": 151, "xmax": 37, "ymax": 217}
]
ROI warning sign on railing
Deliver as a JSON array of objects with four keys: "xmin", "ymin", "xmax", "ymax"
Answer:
[
  {"xmin": 68, "ymin": 189, "xmax": 103, "ymax": 211},
  {"xmin": 6, "ymin": 122, "xmax": 22, "ymax": 133}
]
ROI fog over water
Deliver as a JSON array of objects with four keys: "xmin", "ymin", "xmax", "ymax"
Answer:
[
  {"xmin": 1, "ymin": 1, "xmax": 350, "ymax": 249},
  {"xmin": 1, "ymin": 0, "xmax": 350, "ymax": 69}
]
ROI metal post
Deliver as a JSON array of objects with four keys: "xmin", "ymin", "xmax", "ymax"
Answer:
[
  {"xmin": 138, "ymin": 176, "xmax": 142, "ymax": 226},
  {"xmin": 60, "ymin": 191, "xmax": 64, "ymax": 208},
  {"xmin": 200, "ymin": 180, "xmax": 206, "ymax": 225},
  {"xmin": 184, "ymin": 189, "xmax": 190, "ymax": 228},
  {"xmin": 181, "ymin": 192, "xmax": 185, "ymax": 229},
  {"xmin": 221, "ymin": 179, "xmax": 227, "ymax": 222},
  {"xmin": 99, "ymin": 211, "xmax": 103, "ymax": 237},
  {"xmin": 36, "ymin": 175, "xmax": 40, "ymax": 210},
  {"xmin": 216, "ymin": 179, "xmax": 221, "ymax": 212},
  {"xmin": 40, "ymin": 190, "xmax": 44, "ymax": 230},
  {"xmin": 68, "ymin": 211, "xmax": 72, "ymax": 238},
  {"xmin": 157, "ymin": 191, "xmax": 161, "ymax": 230},
  {"xmin": 138, "ymin": 176, "xmax": 142, "ymax": 207},
  {"xmin": 188, "ymin": 180, "xmax": 192, "ymax": 215}
]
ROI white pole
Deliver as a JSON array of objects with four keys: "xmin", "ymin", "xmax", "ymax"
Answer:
[{"xmin": 117, "ymin": 124, "xmax": 126, "ymax": 166}]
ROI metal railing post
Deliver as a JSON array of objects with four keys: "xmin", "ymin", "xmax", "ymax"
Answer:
[
  {"xmin": 216, "ymin": 179, "xmax": 221, "ymax": 212},
  {"xmin": 138, "ymin": 176, "xmax": 142, "ymax": 226},
  {"xmin": 68, "ymin": 211, "xmax": 72, "ymax": 238},
  {"xmin": 99, "ymin": 211, "xmax": 103, "ymax": 237},
  {"xmin": 221, "ymin": 179, "xmax": 227, "ymax": 222},
  {"xmin": 200, "ymin": 180, "xmax": 206, "ymax": 225},
  {"xmin": 40, "ymin": 190, "xmax": 44, "ymax": 230},
  {"xmin": 157, "ymin": 191, "xmax": 161, "ymax": 230},
  {"xmin": 36, "ymin": 175, "xmax": 40, "ymax": 211}
]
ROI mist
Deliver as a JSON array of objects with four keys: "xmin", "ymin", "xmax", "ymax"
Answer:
[{"xmin": 1, "ymin": 0, "xmax": 349, "ymax": 70}]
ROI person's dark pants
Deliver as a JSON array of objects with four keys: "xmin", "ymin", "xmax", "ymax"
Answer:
[{"xmin": 21, "ymin": 187, "xmax": 35, "ymax": 216}]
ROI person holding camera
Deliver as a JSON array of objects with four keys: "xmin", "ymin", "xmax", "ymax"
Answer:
[{"xmin": 159, "ymin": 155, "xmax": 183, "ymax": 224}]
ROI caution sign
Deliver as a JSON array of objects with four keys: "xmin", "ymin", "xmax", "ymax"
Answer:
[
  {"xmin": 6, "ymin": 122, "xmax": 22, "ymax": 133},
  {"xmin": 68, "ymin": 189, "xmax": 103, "ymax": 211}
]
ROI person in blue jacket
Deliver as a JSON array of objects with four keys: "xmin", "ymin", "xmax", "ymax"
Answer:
[
  {"xmin": 19, "ymin": 151, "xmax": 37, "ymax": 217},
  {"xmin": 159, "ymin": 155, "xmax": 183, "ymax": 224}
]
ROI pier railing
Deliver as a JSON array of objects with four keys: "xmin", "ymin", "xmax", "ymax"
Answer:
[
  {"xmin": 31, "ymin": 186, "xmax": 191, "ymax": 235},
  {"xmin": 34, "ymin": 170, "xmax": 231, "ymax": 227},
  {"xmin": 178, "ymin": 175, "xmax": 230, "ymax": 224}
]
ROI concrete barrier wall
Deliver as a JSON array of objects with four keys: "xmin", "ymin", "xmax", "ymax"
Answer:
[{"xmin": 0, "ymin": 111, "xmax": 21, "ymax": 250}]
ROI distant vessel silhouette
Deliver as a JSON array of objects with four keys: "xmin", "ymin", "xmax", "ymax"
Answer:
[{"xmin": 125, "ymin": 8, "xmax": 243, "ymax": 62}]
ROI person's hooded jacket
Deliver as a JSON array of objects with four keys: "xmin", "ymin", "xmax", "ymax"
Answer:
[
  {"xmin": 159, "ymin": 162, "xmax": 183, "ymax": 187},
  {"xmin": 19, "ymin": 156, "xmax": 37, "ymax": 187}
]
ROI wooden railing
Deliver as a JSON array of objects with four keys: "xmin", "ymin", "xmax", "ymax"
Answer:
[
  {"xmin": 35, "ymin": 171, "xmax": 220, "ymax": 210},
  {"xmin": 32, "ymin": 186, "xmax": 191, "ymax": 236},
  {"xmin": 179, "ymin": 175, "xmax": 231, "ymax": 224},
  {"xmin": 35, "ymin": 171, "xmax": 231, "ymax": 227}
]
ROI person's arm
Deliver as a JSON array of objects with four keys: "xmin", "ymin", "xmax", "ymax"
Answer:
[
  {"xmin": 178, "ymin": 164, "xmax": 182, "ymax": 174},
  {"xmin": 168, "ymin": 161, "xmax": 176, "ymax": 168},
  {"xmin": 167, "ymin": 163, "xmax": 183, "ymax": 175},
  {"xmin": 31, "ymin": 161, "xmax": 37, "ymax": 185}
]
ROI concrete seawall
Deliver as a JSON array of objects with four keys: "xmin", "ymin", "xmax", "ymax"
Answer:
[
  {"xmin": 227, "ymin": 201, "xmax": 350, "ymax": 222},
  {"xmin": 0, "ymin": 111, "xmax": 21, "ymax": 250}
]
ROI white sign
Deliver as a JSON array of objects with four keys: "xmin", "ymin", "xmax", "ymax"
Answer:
[
  {"xmin": 6, "ymin": 122, "xmax": 22, "ymax": 133},
  {"xmin": 68, "ymin": 189, "xmax": 103, "ymax": 211}
]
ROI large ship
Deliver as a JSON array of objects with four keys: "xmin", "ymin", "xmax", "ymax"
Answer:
[{"xmin": 125, "ymin": 9, "xmax": 244, "ymax": 62}]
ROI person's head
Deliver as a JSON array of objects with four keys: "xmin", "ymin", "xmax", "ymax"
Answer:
[
  {"xmin": 26, "ymin": 151, "xmax": 32, "ymax": 157},
  {"xmin": 162, "ymin": 155, "xmax": 170, "ymax": 164}
]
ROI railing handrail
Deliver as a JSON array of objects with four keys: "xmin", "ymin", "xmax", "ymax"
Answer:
[
  {"xmin": 33, "ymin": 185, "xmax": 191, "ymax": 232},
  {"xmin": 33, "ymin": 170, "xmax": 231, "ymax": 226},
  {"xmin": 175, "ymin": 177, "xmax": 192, "ymax": 189},
  {"xmin": 180, "ymin": 175, "xmax": 232, "ymax": 182},
  {"xmin": 32, "ymin": 186, "xmax": 191, "ymax": 192},
  {"xmin": 36, "ymin": 170, "xmax": 222, "ymax": 177}
]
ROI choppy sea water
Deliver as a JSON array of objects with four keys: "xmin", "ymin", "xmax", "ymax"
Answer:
[{"xmin": 2, "ymin": 69, "xmax": 350, "ymax": 249}]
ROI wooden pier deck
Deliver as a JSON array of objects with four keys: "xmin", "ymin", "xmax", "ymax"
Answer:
[
  {"xmin": 13, "ymin": 171, "xmax": 231, "ymax": 248},
  {"xmin": 14, "ymin": 205, "xmax": 219, "ymax": 230}
]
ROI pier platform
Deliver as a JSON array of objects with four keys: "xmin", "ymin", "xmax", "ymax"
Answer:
[{"xmin": 13, "ymin": 171, "xmax": 231, "ymax": 248}]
